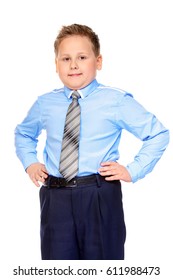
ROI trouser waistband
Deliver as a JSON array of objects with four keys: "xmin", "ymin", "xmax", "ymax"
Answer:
[{"xmin": 43, "ymin": 174, "xmax": 119, "ymax": 188}]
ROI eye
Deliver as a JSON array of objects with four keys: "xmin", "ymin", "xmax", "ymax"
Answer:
[
  {"xmin": 78, "ymin": 55, "xmax": 87, "ymax": 60},
  {"xmin": 62, "ymin": 57, "xmax": 70, "ymax": 61}
]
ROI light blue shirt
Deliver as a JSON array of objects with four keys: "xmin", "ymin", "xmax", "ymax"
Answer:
[{"xmin": 15, "ymin": 79, "xmax": 169, "ymax": 183}]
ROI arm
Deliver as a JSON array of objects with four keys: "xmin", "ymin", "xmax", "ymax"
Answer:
[
  {"xmin": 99, "ymin": 93, "xmax": 169, "ymax": 183},
  {"xmin": 15, "ymin": 100, "xmax": 48, "ymax": 187}
]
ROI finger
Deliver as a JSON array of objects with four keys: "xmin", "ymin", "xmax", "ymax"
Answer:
[
  {"xmin": 105, "ymin": 175, "xmax": 119, "ymax": 181},
  {"xmin": 32, "ymin": 177, "xmax": 41, "ymax": 187},
  {"xmin": 99, "ymin": 164, "xmax": 115, "ymax": 171},
  {"xmin": 36, "ymin": 174, "xmax": 46, "ymax": 183},
  {"xmin": 39, "ymin": 171, "xmax": 48, "ymax": 179},
  {"xmin": 41, "ymin": 165, "xmax": 49, "ymax": 174},
  {"xmin": 99, "ymin": 162, "xmax": 118, "ymax": 173},
  {"xmin": 100, "ymin": 161, "xmax": 116, "ymax": 167},
  {"xmin": 98, "ymin": 166, "xmax": 116, "ymax": 173},
  {"xmin": 99, "ymin": 170, "xmax": 114, "ymax": 176}
]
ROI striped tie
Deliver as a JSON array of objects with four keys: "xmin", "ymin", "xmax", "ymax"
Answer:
[{"xmin": 59, "ymin": 91, "xmax": 81, "ymax": 181}]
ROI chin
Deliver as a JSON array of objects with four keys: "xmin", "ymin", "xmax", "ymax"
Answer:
[{"xmin": 67, "ymin": 83, "xmax": 85, "ymax": 90}]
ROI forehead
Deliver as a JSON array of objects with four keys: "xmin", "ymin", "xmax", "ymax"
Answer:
[{"xmin": 58, "ymin": 35, "xmax": 94, "ymax": 54}]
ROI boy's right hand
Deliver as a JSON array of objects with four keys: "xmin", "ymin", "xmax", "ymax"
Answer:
[{"xmin": 26, "ymin": 163, "xmax": 48, "ymax": 187}]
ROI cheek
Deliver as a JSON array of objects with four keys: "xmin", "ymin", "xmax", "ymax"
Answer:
[
  {"xmin": 85, "ymin": 62, "xmax": 97, "ymax": 73},
  {"xmin": 56, "ymin": 65, "xmax": 67, "ymax": 76},
  {"xmin": 88, "ymin": 66, "xmax": 98, "ymax": 76},
  {"xmin": 55, "ymin": 62, "xmax": 59, "ymax": 73}
]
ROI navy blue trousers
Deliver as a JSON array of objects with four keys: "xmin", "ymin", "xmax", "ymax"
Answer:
[{"xmin": 39, "ymin": 175, "xmax": 126, "ymax": 260}]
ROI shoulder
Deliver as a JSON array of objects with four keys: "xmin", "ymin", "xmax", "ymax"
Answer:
[
  {"xmin": 38, "ymin": 88, "xmax": 64, "ymax": 100},
  {"xmin": 96, "ymin": 83, "xmax": 133, "ymax": 103},
  {"xmin": 36, "ymin": 88, "xmax": 66, "ymax": 106}
]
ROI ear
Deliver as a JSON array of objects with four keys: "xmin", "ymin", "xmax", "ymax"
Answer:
[
  {"xmin": 96, "ymin": 55, "xmax": 102, "ymax": 70},
  {"xmin": 55, "ymin": 58, "xmax": 59, "ymax": 73}
]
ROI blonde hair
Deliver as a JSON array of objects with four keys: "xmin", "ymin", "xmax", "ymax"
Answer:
[{"xmin": 54, "ymin": 23, "xmax": 100, "ymax": 57}]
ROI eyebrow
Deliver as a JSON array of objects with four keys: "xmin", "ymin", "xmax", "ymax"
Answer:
[{"xmin": 60, "ymin": 52, "xmax": 90, "ymax": 56}]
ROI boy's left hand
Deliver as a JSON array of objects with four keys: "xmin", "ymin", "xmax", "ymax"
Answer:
[{"xmin": 98, "ymin": 161, "xmax": 132, "ymax": 182}]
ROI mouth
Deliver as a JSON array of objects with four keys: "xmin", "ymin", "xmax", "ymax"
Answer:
[{"xmin": 68, "ymin": 73, "xmax": 82, "ymax": 77}]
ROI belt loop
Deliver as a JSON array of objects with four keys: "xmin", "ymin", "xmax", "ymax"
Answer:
[
  {"xmin": 96, "ymin": 174, "xmax": 101, "ymax": 188},
  {"xmin": 45, "ymin": 175, "xmax": 51, "ymax": 188}
]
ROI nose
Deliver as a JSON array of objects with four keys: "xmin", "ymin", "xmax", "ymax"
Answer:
[{"xmin": 70, "ymin": 59, "xmax": 79, "ymax": 70}]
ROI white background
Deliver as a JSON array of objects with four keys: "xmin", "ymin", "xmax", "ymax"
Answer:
[{"xmin": 0, "ymin": 0, "xmax": 172, "ymax": 279}]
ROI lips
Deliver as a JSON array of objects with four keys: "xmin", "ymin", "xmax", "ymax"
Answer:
[{"xmin": 68, "ymin": 73, "xmax": 82, "ymax": 77}]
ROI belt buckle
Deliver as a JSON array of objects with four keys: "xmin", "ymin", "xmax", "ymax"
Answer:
[{"xmin": 66, "ymin": 179, "xmax": 77, "ymax": 188}]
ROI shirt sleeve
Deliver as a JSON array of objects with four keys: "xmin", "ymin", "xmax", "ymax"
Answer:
[
  {"xmin": 14, "ymin": 100, "xmax": 43, "ymax": 170},
  {"xmin": 117, "ymin": 93, "xmax": 170, "ymax": 183}
]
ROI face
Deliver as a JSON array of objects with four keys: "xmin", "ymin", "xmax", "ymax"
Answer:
[{"xmin": 55, "ymin": 35, "xmax": 102, "ymax": 90}]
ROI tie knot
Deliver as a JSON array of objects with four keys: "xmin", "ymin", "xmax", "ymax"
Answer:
[{"xmin": 72, "ymin": 91, "xmax": 80, "ymax": 100}]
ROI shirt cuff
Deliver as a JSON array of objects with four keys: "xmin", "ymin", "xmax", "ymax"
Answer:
[{"xmin": 126, "ymin": 163, "xmax": 142, "ymax": 183}]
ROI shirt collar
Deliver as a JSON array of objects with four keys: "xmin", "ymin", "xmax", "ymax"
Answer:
[{"xmin": 64, "ymin": 79, "xmax": 99, "ymax": 99}]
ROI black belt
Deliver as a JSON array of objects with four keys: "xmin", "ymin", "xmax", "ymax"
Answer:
[{"xmin": 43, "ymin": 174, "xmax": 99, "ymax": 188}]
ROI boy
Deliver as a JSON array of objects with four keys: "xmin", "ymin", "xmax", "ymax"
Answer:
[{"xmin": 15, "ymin": 23, "xmax": 169, "ymax": 260}]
